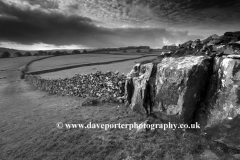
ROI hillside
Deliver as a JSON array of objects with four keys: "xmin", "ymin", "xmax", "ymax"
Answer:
[{"xmin": 0, "ymin": 47, "xmax": 36, "ymax": 57}]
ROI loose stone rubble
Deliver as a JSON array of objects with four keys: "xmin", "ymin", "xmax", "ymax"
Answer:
[{"xmin": 25, "ymin": 71, "xmax": 126, "ymax": 103}]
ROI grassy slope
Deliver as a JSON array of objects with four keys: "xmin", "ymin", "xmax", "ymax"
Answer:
[
  {"xmin": 0, "ymin": 56, "xmax": 39, "ymax": 71},
  {"xmin": 39, "ymin": 105, "xmax": 206, "ymax": 160},
  {"xmin": 0, "ymin": 97, "xmax": 209, "ymax": 160}
]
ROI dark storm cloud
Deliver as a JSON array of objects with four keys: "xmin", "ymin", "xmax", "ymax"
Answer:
[
  {"xmin": 166, "ymin": 0, "xmax": 240, "ymax": 26},
  {"xmin": 77, "ymin": 0, "xmax": 240, "ymax": 29},
  {"xmin": 0, "ymin": 1, "xmax": 202, "ymax": 48}
]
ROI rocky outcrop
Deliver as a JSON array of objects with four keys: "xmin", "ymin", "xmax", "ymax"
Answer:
[
  {"xmin": 198, "ymin": 58, "xmax": 240, "ymax": 128},
  {"xmin": 172, "ymin": 31, "xmax": 240, "ymax": 57},
  {"xmin": 125, "ymin": 55, "xmax": 240, "ymax": 150},
  {"xmin": 126, "ymin": 56, "xmax": 212, "ymax": 124},
  {"xmin": 126, "ymin": 63, "xmax": 154, "ymax": 114},
  {"xmin": 196, "ymin": 57, "xmax": 240, "ymax": 150},
  {"xmin": 125, "ymin": 31, "xmax": 240, "ymax": 150},
  {"xmin": 154, "ymin": 56, "xmax": 211, "ymax": 124}
]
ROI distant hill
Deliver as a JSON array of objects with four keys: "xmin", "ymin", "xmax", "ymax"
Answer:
[
  {"xmin": 0, "ymin": 48, "xmax": 84, "ymax": 57},
  {"xmin": 0, "ymin": 47, "xmax": 38, "ymax": 57},
  {"xmin": 0, "ymin": 46, "xmax": 158, "ymax": 58}
]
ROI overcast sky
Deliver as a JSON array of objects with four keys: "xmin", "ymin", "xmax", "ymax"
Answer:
[{"xmin": 0, "ymin": 0, "xmax": 240, "ymax": 50}]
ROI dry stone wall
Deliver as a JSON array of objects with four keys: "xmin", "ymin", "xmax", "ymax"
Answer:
[{"xmin": 25, "ymin": 71, "xmax": 126, "ymax": 103}]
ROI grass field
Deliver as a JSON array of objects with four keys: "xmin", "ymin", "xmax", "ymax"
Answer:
[
  {"xmin": 39, "ymin": 55, "xmax": 157, "ymax": 79},
  {"xmin": 0, "ymin": 56, "xmax": 46, "ymax": 86},
  {"xmin": 0, "ymin": 56, "xmax": 39, "ymax": 70},
  {"xmin": 29, "ymin": 54, "xmax": 145, "ymax": 72}
]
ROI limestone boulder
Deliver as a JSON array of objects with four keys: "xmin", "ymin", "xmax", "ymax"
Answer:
[
  {"xmin": 124, "ymin": 32, "xmax": 240, "ymax": 151},
  {"xmin": 154, "ymin": 56, "xmax": 211, "ymax": 123},
  {"xmin": 196, "ymin": 57, "xmax": 240, "ymax": 150},
  {"xmin": 125, "ymin": 56, "xmax": 212, "ymax": 124},
  {"xmin": 200, "ymin": 58, "xmax": 240, "ymax": 128},
  {"xmin": 126, "ymin": 63, "xmax": 154, "ymax": 114}
]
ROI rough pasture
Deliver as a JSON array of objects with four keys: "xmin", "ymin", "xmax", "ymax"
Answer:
[
  {"xmin": 39, "ymin": 56, "xmax": 157, "ymax": 79},
  {"xmin": 29, "ymin": 54, "xmax": 142, "ymax": 72}
]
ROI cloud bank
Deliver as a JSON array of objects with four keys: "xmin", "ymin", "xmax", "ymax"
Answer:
[{"xmin": 0, "ymin": 1, "xmax": 203, "ymax": 48}]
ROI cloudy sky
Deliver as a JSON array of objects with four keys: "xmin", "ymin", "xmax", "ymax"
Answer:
[{"xmin": 0, "ymin": 0, "xmax": 240, "ymax": 50}]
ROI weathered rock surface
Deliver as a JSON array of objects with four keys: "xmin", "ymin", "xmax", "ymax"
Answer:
[
  {"xmin": 126, "ymin": 56, "xmax": 212, "ymax": 124},
  {"xmin": 202, "ymin": 58, "xmax": 240, "ymax": 128},
  {"xmin": 154, "ymin": 56, "xmax": 211, "ymax": 124},
  {"xmin": 125, "ymin": 54, "xmax": 240, "ymax": 150},
  {"xmin": 126, "ymin": 63, "xmax": 153, "ymax": 114},
  {"xmin": 194, "ymin": 57, "xmax": 240, "ymax": 150}
]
